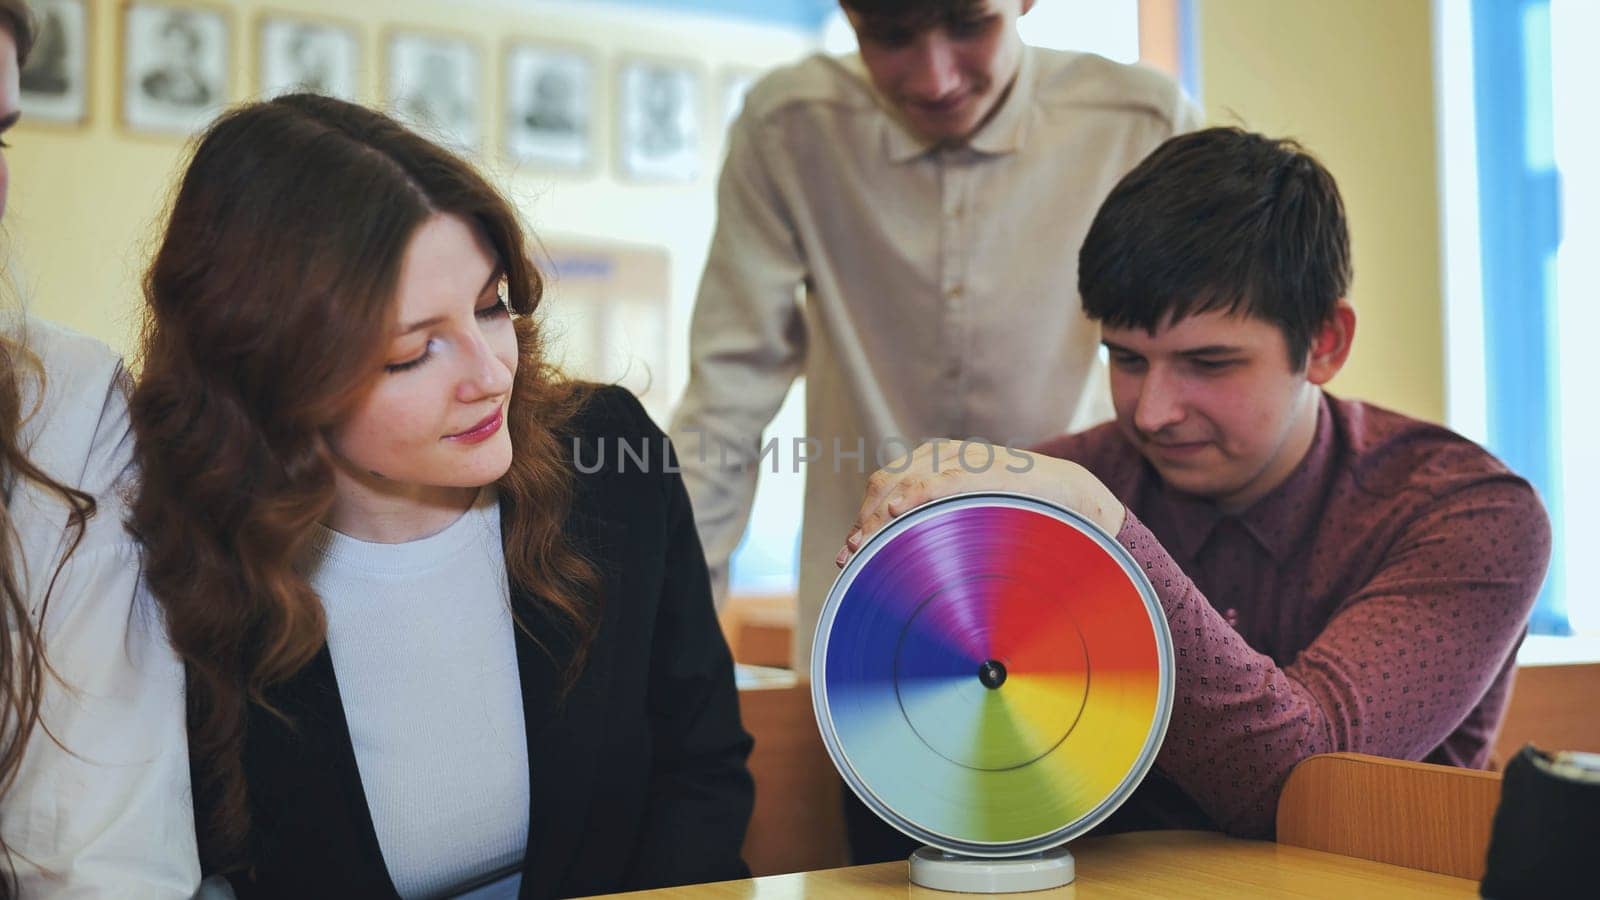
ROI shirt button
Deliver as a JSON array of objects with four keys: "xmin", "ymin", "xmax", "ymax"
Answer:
[{"xmin": 946, "ymin": 285, "xmax": 963, "ymax": 300}]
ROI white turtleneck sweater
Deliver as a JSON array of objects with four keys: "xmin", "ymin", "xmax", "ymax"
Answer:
[{"xmin": 306, "ymin": 488, "xmax": 528, "ymax": 900}]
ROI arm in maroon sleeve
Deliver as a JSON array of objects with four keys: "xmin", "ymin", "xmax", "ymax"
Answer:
[{"xmin": 1118, "ymin": 479, "xmax": 1551, "ymax": 838}]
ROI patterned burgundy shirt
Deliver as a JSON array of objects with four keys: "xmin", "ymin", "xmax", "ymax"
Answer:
[{"xmin": 1033, "ymin": 392, "xmax": 1551, "ymax": 838}]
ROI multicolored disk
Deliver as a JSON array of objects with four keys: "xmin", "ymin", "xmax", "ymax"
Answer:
[{"xmin": 812, "ymin": 492, "xmax": 1173, "ymax": 857}]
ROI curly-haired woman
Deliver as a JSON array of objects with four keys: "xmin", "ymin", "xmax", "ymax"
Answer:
[{"xmin": 130, "ymin": 93, "xmax": 752, "ymax": 898}]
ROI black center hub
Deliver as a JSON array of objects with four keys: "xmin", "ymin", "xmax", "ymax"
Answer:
[{"xmin": 977, "ymin": 659, "xmax": 1007, "ymax": 690}]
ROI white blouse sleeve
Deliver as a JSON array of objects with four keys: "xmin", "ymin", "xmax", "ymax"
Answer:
[
  {"xmin": 7, "ymin": 541, "xmax": 200, "ymax": 898},
  {"xmin": 2, "ymin": 319, "xmax": 199, "ymax": 897}
]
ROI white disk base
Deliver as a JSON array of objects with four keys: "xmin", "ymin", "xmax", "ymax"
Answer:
[{"xmin": 907, "ymin": 846, "xmax": 1076, "ymax": 893}]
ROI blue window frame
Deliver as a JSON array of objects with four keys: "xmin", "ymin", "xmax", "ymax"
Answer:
[{"xmin": 1471, "ymin": 0, "xmax": 1568, "ymax": 633}]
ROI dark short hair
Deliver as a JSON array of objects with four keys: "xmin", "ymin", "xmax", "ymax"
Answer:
[
  {"xmin": 840, "ymin": 0, "xmax": 986, "ymax": 35},
  {"xmin": 1078, "ymin": 127, "xmax": 1352, "ymax": 368}
]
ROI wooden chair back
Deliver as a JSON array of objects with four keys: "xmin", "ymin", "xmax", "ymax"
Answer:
[
  {"xmin": 1492, "ymin": 662, "xmax": 1600, "ymax": 763},
  {"xmin": 1276, "ymin": 752, "xmax": 1502, "ymax": 880},
  {"xmin": 737, "ymin": 680, "xmax": 849, "ymax": 876},
  {"xmin": 721, "ymin": 595, "xmax": 796, "ymax": 669}
]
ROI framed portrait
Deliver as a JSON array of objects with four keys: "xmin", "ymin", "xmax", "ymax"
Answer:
[
  {"xmin": 502, "ymin": 42, "xmax": 593, "ymax": 172},
  {"xmin": 538, "ymin": 238, "xmax": 673, "ymax": 419},
  {"xmin": 258, "ymin": 15, "xmax": 361, "ymax": 101},
  {"xmin": 616, "ymin": 59, "xmax": 700, "ymax": 183},
  {"xmin": 19, "ymin": 0, "xmax": 90, "ymax": 125},
  {"xmin": 719, "ymin": 67, "xmax": 760, "ymax": 130},
  {"xmin": 601, "ymin": 292, "xmax": 672, "ymax": 417},
  {"xmin": 386, "ymin": 31, "xmax": 480, "ymax": 155},
  {"xmin": 121, "ymin": 1, "xmax": 230, "ymax": 136}
]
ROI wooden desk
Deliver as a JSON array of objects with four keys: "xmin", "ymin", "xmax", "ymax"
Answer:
[{"xmin": 587, "ymin": 831, "xmax": 1477, "ymax": 898}]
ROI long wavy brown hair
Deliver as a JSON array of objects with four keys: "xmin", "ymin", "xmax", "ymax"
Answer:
[
  {"xmin": 0, "ymin": 3, "xmax": 98, "ymax": 897},
  {"xmin": 128, "ymin": 93, "xmax": 599, "ymax": 873}
]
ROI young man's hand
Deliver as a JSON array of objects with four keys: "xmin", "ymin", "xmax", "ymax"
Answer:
[{"xmin": 836, "ymin": 440, "xmax": 1127, "ymax": 567}]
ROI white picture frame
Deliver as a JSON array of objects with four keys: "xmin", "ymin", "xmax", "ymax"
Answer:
[
  {"xmin": 616, "ymin": 59, "xmax": 700, "ymax": 183},
  {"xmin": 258, "ymin": 15, "xmax": 360, "ymax": 101},
  {"xmin": 386, "ymin": 31, "xmax": 481, "ymax": 155},
  {"xmin": 19, "ymin": 0, "xmax": 90, "ymax": 125},
  {"xmin": 503, "ymin": 42, "xmax": 593, "ymax": 172},
  {"xmin": 121, "ymin": 2, "xmax": 230, "ymax": 136}
]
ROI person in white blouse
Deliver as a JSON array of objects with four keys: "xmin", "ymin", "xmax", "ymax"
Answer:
[{"xmin": 0, "ymin": 1, "xmax": 200, "ymax": 895}]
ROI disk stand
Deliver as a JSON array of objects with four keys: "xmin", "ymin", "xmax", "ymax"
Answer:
[
  {"xmin": 906, "ymin": 846, "xmax": 1077, "ymax": 893},
  {"xmin": 811, "ymin": 493, "xmax": 1175, "ymax": 894}
]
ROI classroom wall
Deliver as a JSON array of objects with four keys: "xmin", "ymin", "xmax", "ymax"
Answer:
[
  {"xmin": 1196, "ymin": 0, "xmax": 1445, "ymax": 423},
  {"xmin": 12, "ymin": 0, "xmax": 1449, "ymax": 426},
  {"xmin": 6, "ymin": 0, "xmax": 815, "ymax": 402}
]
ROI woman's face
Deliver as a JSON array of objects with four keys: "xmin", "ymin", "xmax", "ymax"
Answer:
[
  {"xmin": 0, "ymin": 26, "xmax": 21, "ymax": 220},
  {"xmin": 324, "ymin": 213, "xmax": 518, "ymax": 517}
]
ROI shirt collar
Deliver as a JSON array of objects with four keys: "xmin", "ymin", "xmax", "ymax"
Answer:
[
  {"xmin": 1146, "ymin": 474, "xmax": 1221, "ymax": 564},
  {"xmin": 1237, "ymin": 392, "xmax": 1339, "ymax": 561},
  {"xmin": 1148, "ymin": 392, "xmax": 1339, "ymax": 563},
  {"xmin": 878, "ymin": 44, "xmax": 1038, "ymax": 164}
]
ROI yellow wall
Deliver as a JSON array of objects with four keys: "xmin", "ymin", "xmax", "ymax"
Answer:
[
  {"xmin": 1197, "ymin": 0, "xmax": 1445, "ymax": 423},
  {"xmin": 8, "ymin": 0, "xmax": 813, "ymax": 394}
]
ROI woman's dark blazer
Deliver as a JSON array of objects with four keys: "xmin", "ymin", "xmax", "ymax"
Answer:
[{"xmin": 206, "ymin": 386, "xmax": 756, "ymax": 898}]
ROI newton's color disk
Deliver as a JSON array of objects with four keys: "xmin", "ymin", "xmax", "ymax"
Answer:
[{"xmin": 812, "ymin": 493, "xmax": 1173, "ymax": 857}]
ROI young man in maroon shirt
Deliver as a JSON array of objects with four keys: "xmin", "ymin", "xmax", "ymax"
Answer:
[{"xmin": 838, "ymin": 127, "xmax": 1551, "ymax": 841}]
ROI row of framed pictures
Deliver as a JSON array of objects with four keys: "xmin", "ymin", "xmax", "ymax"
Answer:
[{"xmin": 19, "ymin": 0, "xmax": 764, "ymax": 182}]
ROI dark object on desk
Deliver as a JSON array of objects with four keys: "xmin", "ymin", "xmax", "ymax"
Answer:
[{"xmin": 1481, "ymin": 744, "xmax": 1598, "ymax": 899}]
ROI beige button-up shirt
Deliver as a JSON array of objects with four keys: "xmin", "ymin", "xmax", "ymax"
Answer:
[{"xmin": 669, "ymin": 46, "xmax": 1200, "ymax": 665}]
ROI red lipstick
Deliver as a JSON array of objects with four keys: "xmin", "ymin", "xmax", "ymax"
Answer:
[{"xmin": 445, "ymin": 408, "xmax": 503, "ymax": 445}]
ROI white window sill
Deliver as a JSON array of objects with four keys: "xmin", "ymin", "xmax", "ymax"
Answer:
[{"xmin": 1518, "ymin": 634, "xmax": 1600, "ymax": 666}]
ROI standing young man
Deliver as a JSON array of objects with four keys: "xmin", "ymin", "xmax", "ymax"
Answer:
[
  {"xmin": 841, "ymin": 128, "xmax": 1551, "ymax": 843},
  {"xmin": 670, "ymin": 0, "xmax": 1200, "ymax": 666}
]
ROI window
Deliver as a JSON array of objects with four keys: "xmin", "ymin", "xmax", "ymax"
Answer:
[
  {"xmin": 1548, "ymin": 0, "xmax": 1600, "ymax": 635},
  {"xmin": 1439, "ymin": 0, "xmax": 1598, "ymax": 641}
]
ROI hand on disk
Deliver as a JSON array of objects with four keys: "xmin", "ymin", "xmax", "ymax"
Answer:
[{"xmin": 836, "ymin": 440, "xmax": 1127, "ymax": 567}]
